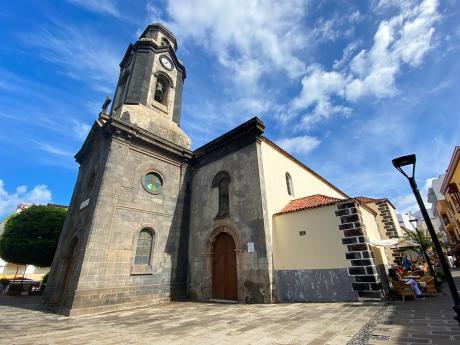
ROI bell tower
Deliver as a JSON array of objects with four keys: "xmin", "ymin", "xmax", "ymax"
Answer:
[
  {"xmin": 111, "ymin": 23, "xmax": 190, "ymax": 148},
  {"xmin": 44, "ymin": 24, "xmax": 192, "ymax": 316}
]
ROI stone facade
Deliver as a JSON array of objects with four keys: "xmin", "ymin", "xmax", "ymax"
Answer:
[
  {"xmin": 335, "ymin": 200, "xmax": 384, "ymax": 300},
  {"xmin": 375, "ymin": 200, "xmax": 399, "ymax": 238},
  {"xmin": 44, "ymin": 23, "xmax": 390, "ymax": 316},
  {"xmin": 188, "ymin": 118, "xmax": 273, "ymax": 303},
  {"xmin": 276, "ymin": 269, "xmax": 357, "ymax": 302}
]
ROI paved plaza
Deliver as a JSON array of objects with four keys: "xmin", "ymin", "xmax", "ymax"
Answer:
[
  {"xmin": 365, "ymin": 270, "xmax": 460, "ymax": 345},
  {"xmin": 1, "ymin": 297, "xmax": 380, "ymax": 345},
  {"xmin": 1, "ymin": 270, "xmax": 459, "ymax": 345}
]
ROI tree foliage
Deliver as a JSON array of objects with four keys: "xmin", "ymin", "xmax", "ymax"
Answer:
[
  {"xmin": 0, "ymin": 205, "xmax": 67, "ymax": 267},
  {"xmin": 403, "ymin": 228, "xmax": 432, "ymax": 250}
]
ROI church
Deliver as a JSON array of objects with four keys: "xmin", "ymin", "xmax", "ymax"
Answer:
[{"xmin": 43, "ymin": 24, "xmax": 403, "ymax": 316}]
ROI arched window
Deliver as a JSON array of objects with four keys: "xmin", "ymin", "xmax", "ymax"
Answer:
[
  {"xmin": 134, "ymin": 229, "xmax": 154, "ymax": 265},
  {"xmin": 161, "ymin": 37, "xmax": 170, "ymax": 47},
  {"xmin": 286, "ymin": 172, "xmax": 294, "ymax": 196},
  {"xmin": 154, "ymin": 74, "xmax": 169, "ymax": 106},
  {"xmin": 212, "ymin": 171, "xmax": 231, "ymax": 219}
]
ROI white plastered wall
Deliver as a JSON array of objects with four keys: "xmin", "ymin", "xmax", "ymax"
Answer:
[
  {"xmin": 260, "ymin": 141, "xmax": 347, "ymax": 238},
  {"xmin": 272, "ymin": 205, "xmax": 349, "ymax": 270}
]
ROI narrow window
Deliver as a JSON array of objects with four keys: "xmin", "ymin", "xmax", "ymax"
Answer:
[
  {"xmin": 212, "ymin": 171, "xmax": 231, "ymax": 219},
  {"xmin": 134, "ymin": 229, "xmax": 154, "ymax": 265},
  {"xmin": 286, "ymin": 172, "xmax": 294, "ymax": 196},
  {"xmin": 218, "ymin": 178, "xmax": 230, "ymax": 218}
]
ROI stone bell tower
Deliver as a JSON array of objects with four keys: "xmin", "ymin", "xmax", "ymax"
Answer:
[{"xmin": 44, "ymin": 23, "xmax": 192, "ymax": 316}]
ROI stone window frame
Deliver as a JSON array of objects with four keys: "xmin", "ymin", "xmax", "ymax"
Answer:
[
  {"xmin": 211, "ymin": 171, "xmax": 231, "ymax": 219},
  {"xmin": 153, "ymin": 70, "xmax": 174, "ymax": 107},
  {"xmin": 141, "ymin": 169, "xmax": 165, "ymax": 195},
  {"xmin": 130, "ymin": 226, "xmax": 157, "ymax": 275},
  {"xmin": 285, "ymin": 172, "xmax": 294, "ymax": 196}
]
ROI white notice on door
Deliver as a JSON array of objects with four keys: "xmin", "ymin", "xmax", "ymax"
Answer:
[{"xmin": 247, "ymin": 242, "xmax": 255, "ymax": 253}]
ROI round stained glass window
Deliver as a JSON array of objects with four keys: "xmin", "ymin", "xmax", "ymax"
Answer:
[{"xmin": 143, "ymin": 172, "xmax": 163, "ymax": 194}]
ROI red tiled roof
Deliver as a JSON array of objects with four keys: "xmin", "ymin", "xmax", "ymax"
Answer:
[
  {"xmin": 355, "ymin": 197, "xmax": 378, "ymax": 204},
  {"xmin": 275, "ymin": 194, "xmax": 343, "ymax": 216},
  {"xmin": 354, "ymin": 196, "xmax": 397, "ymax": 210}
]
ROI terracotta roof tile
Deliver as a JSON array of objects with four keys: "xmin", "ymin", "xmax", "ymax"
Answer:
[
  {"xmin": 355, "ymin": 197, "xmax": 378, "ymax": 204},
  {"xmin": 275, "ymin": 194, "xmax": 343, "ymax": 216}
]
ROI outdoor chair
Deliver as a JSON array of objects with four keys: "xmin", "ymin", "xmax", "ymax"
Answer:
[
  {"xmin": 391, "ymin": 279, "xmax": 415, "ymax": 301},
  {"xmin": 419, "ymin": 276, "xmax": 436, "ymax": 296}
]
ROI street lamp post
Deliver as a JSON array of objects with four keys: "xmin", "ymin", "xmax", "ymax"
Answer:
[
  {"xmin": 408, "ymin": 218, "xmax": 439, "ymax": 290},
  {"xmin": 392, "ymin": 154, "xmax": 460, "ymax": 324}
]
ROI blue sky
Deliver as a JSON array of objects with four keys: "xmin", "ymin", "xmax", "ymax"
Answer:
[{"xmin": 1, "ymin": 0, "xmax": 459, "ymax": 219}]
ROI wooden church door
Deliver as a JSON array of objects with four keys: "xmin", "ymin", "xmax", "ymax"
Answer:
[{"xmin": 212, "ymin": 232, "xmax": 237, "ymax": 301}]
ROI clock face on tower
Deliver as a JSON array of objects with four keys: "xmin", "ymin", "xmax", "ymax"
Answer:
[{"xmin": 160, "ymin": 56, "xmax": 173, "ymax": 71}]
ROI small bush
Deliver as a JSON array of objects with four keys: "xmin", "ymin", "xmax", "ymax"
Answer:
[
  {"xmin": 0, "ymin": 278, "xmax": 10, "ymax": 287},
  {"xmin": 42, "ymin": 273, "xmax": 49, "ymax": 286}
]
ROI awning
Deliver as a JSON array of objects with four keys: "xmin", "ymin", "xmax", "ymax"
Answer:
[{"xmin": 370, "ymin": 238, "xmax": 420, "ymax": 248}]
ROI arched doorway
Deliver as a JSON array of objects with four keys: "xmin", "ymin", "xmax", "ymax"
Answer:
[
  {"xmin": 212, "ymin": 232, "xmax": 237, "ymax": 301},
  {"xmin": 58, "ymin": 237, "xmax": 79, "ymax": 304}
]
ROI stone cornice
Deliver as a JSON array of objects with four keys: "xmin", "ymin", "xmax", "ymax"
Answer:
[
  {"xmin": 119, "ymin": 40, "xmax": 186, "ymax": 79},
  {"xmin": 141, "ymin": 23, "xmax": 178, "ymax": 49},
  {"xmin": 192, "ymin": 117, "xmax": 265, "ymax": 169},
  {"xmin": 75, "ymin": 113, "xmax": 192, "ymax": 164}
]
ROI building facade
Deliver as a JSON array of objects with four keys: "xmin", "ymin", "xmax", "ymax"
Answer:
[
  {"xmin": 44, "ymin": 24, "xmax": 395, "ymax": 316},
  {"xmin": 428, "ymin": 175, "xmax": 460, "ymax": 244},
  {"xmin": 440, "ymin": 147, "xmax": 460, "ymax": 252}
]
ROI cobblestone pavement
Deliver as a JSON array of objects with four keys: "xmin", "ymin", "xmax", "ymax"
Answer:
[
  {"xmin": 1, "ymin": 296, "xmax": 381, "ymax": 345},
  {"xmin": 366, "ymin": 269, "xmax": 460, "ymax": 345}
]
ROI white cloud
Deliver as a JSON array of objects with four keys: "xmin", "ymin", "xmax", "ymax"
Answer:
[
  {"xmin": 393, "ymin": 177, "xmax": 435, "ymax": 214},
  {"xmin": 72, "ymin": 120, "xmax": 91, "ymax": 140},
  {"xmin": 68, "ymin": 0, "xmax": 120, "ymax": 17},
  {"xmin": 0, "ymin": 180, "xmax": 52, "ymax": 218},
  {"xmin": 291, "ymin": 0, "xmax": 440, "ymax": 126},
  {"xmin": 30, "ymin": 140, "xmax": 73, "ymax": 157},
  {"xmin": 154, "ymin": 0, "xmax": 309, "ymax": 90},
  {"xmin": 22, "ymin": 21, "xmax": 120, "ymax": 87},
  {"xmin": 276, "ymin": 135, "xmax": 321, "ymax": 155},
  {"xmin": 291, "ymin": 65, "xmax": 352, "ymax": 129}
]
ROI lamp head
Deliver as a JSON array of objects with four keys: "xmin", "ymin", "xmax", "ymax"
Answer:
[
  {"xmin": 392, "ymin": 154, "xmax": 416, "ymax": 179},
  {"xmin": 409, "ymin": 218, "xmax": 418, "ymax": 229}
]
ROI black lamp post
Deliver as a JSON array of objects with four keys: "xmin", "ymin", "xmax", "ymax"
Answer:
[
  {"xmin": 408, "ymin": 218, "xmax": 438, "ymax": 290},
  {"xmin": 392, "ymin": 154, "xmax": 460, "ymax": 324}
]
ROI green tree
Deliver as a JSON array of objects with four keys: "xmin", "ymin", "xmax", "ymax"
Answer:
[{"xmin": 0, "ymin": 205, "xmax": 67, "ymax": 267}]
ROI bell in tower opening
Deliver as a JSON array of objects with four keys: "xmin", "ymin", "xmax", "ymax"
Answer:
[{"xmin": 154, "ymin": 79, "xmax": 165, "ymax": 103}]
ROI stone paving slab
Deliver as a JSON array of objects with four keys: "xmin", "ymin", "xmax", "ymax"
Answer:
[
  {"xmin": 365, "ymin": 270, "xmax": 460, "ymax": 345},
  {"xmin": 0, "ymin": 296, "xmax": 381, "ymax": 345}
]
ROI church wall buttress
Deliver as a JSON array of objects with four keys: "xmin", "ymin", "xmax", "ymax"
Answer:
[
  {"xmin": 189, "ymin": 142, "xmax": 272, "ymax": 303},
  {"xmin": 63, "ymin": 135, "xmax": 191, "ymax": 315}
]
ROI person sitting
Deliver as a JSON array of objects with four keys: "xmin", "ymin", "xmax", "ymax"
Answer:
[{"xmin": 389, "ymin": 265, "xmax": 425, "ymax": 299}]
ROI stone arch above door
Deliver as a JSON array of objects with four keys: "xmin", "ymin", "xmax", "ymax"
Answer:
[{"xmin": 202, "ymin": 225, "xmax": 244, "ymax": 303}]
